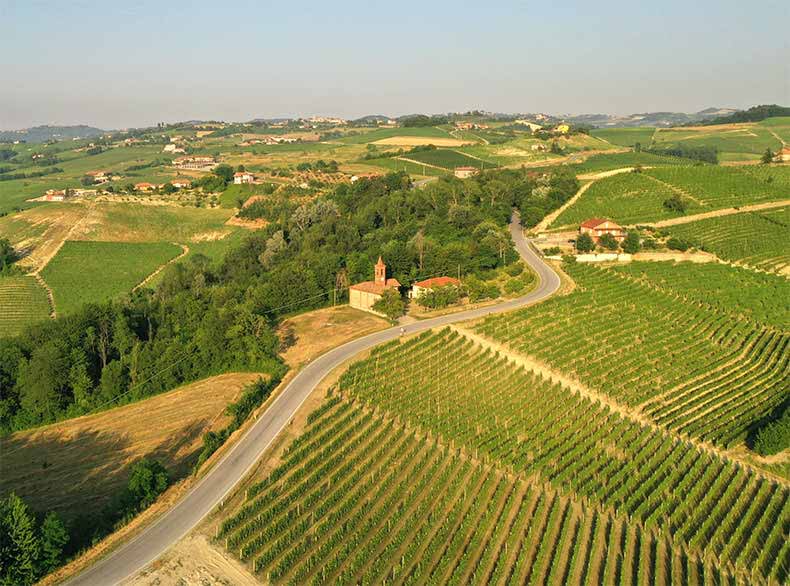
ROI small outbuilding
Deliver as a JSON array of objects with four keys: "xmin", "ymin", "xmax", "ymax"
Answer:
[
  {"xmin": 454, "ymin": 166, "xmax": 479, "ymax": 179},
  {"xmin": 234, "ymin": 171, "xmax": 255, "ymax": 184},
  {"xmin": 410, "ymin": 276, "xmax": 461, "ymax": 299}
]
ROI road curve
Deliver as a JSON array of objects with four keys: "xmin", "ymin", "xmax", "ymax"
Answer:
[{"xmin": 65, "ymin": 213, "xmax": 561, "ymax": 586}]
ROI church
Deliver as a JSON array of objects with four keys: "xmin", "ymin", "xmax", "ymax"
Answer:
[{"xmin": 349, "ymin": 257, "xmax": 401, "ymax": 315}]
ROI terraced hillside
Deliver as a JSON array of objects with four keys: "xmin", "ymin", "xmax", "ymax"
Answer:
[
  {"xmin": 476, "ymin": 263, "xmax": 788, "ymax": 448},
  {"xmin": 0, "ymin": 275, "xmax": 51, "ymax": 336},
  {"xmin": 666, "ymin": 207, "xmax": 790, "ymax": 274},
  {"xmin": 218, "ymin": 330, "xmax": 787, "ymax": 584},
  {"xmin": 553, "ymin": 166, "xmax": 790, "ymax": 227}
]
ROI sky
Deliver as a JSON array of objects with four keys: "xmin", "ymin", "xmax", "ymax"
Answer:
[{"xmin": 1, "ymin": 0, "xmax": 788, "ymax": 129}]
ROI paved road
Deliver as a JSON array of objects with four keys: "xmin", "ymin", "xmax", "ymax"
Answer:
[{"xmin": 65, "ymin": 213, "xmax": 561, "ymax": 586}]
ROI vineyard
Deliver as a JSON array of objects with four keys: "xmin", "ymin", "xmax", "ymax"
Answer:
[
  {"xmin": 40, "ymin": 240, "xmax": 182, "ymax": 315},
  {"xmin": 403, "ymin": 148, "xmax": 499, "ymax": 170},
  {"xmin": 666, "ymin": 207, "xmax": 789, "ymax": 274},
  {"xmin": 217, "ymin": 329, "xmax": 788, "ymax": 584},
  {"xmin": 0, "ymin": 276, "xmax": 51, "ymax": 337},
  {"xmin": 609, "ymin": 261, "xmax": 789, "ymax": 328},
  {"xmin": 475, "ymin": 263, "xmax": 788, "ymax": 448},
  {"xmin": 552, "ymin": 165, "xmax": 790, "ymax": 227}
]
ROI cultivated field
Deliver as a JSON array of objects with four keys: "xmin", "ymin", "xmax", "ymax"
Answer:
[
  {"xmin": 609, "ymin": 261, "xmax": 789, "ymax": 327},
  {"xmin": 403, "ymin": 148, "xmax": 499, "ymax": 170},
  {"xmin": 0, "ymin": 275, "xmax": 51, "ymax": 336},
  {"xmin": 552, "ymin": 165, "xmax": 790, "ymax": 227},
  {"xmin": 41, "ymin": 240, "xmax": 182, "ymax": 314},
  {"xmin": 652, "ymin": 123, "xmax": 784, "ymax": 160},
  {"xmin": 476, "ymin": 263, "xmax": 788, "ymax": 449},
  {"xmin": 591, "ymin": 127, "xmax": 656, "ymax": 148},
  {"xmin": 216, "ymin": 328, "xmax": 787, "ymax": 584},
  {"xmin": 0, "ymin": 373, "xmax": 263, "ymax": 517},
  {"xmin": 665, "ymin": 207, "xmax": 790, "ymax": 274}
]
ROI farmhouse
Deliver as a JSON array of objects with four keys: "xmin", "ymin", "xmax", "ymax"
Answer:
[
  {"xmin": 163, "ymin": 143, "xmax": 185, "ymax": 154},
  {"xmin": 579, "ymin": 218, "xmax": 626, "ymax": 243},
  {"xmin": 234, "ymin": 171, "xmax": 255, "ymax": 184},
  {"xmin": 173, "ymin": 156, "xmax": 216, "ymax": 170},
  {"xmin": 349, "ymin": 257, "xmax": 401, "ymax": 315},
  {"xmin": 454, "ymin": 166, "xmax": 479, "ymax": 179},
  {"xmin": 170, "ymin": 179, "xmax": 192, "ymax": 189},
  {"xmin": 134, "ymin": 182, "xmax": 157, "ymax": 191},
  {"xmin": 776, "ymin": 147, "xmax": 790, "ymax": 162},
  {"xmin": 86, "ymin": 170, "xmax": 110, "ymax": 184},
  {"xmin": 44, "ymin": 189, "xmax": 67, "ymax": 201},
  {"xmin": 410, "ymin": 276, "xmax": 460, "ymax": 299}
]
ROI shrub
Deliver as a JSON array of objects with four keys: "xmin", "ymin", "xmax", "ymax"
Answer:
[
  {"xmin": 576, "ymin": 232, "xmax": 594, "ymax": 253},
  {"xmin": 504, "ymin": 279, "xmax": 526, "ymax": 294},
  {"xmin": 598, "ymin": 233, "xmax": 619, "ymax": 251},
  {"xmin": 505, "ymin": 263, "xmax": 524, "ymax": 277},
  {"xmin": 621, "ymin": 232, "xmax": 641, "ymax": 254},
  {"xmin": 663, "ymin": 194, "xmax": 687, "ymax": 214},
  {"xmin": 543, "ymin": 246, "xmax": 561, "ymax": 256},
  {"xmin": 667, "ymin": 237, "xmax": 692, "ymax": 252},
  {"xmin": 751, "ymin": 405, "xmax": 789, "ymax": 456}
]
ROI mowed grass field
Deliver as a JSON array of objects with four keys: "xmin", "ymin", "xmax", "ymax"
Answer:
[
  {"xmin": 0, "ymin": 373, "xmax": 263, "ymax": 518},
  {"xmin": 0, "ymin": 276, "xmax": 51, "ymax": 337},
  {"xmin": 591, "ymin": 127, "xmax": 656, "ymax": 147},
  {"xmin": 653, "ymin": 123, "xmax": 783, "ymax": 160},
  {"xmin": 41, "ymin": 240, "xmax": 182, "ymax": 315}
]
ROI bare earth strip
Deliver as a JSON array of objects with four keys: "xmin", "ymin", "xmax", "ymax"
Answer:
[
  {"xmin": 132, "ymin": 244, "xmax": 190, "ymax": 291},
  {"xmin": 534, "ymin": 167, "xmax": 636, "ymax": 232},
  {"xmin": 642, "ymin": 199, "xmax": 790, "ymax": 228}
]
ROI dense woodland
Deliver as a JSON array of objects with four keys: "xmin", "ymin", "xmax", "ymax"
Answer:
[{"xmin": 0, "ymin": 168, "xmax": 578, "ymax": 435}]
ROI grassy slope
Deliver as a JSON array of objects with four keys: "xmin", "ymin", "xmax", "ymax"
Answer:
[
  {"xmin": 405, "ymin": 148, "xmax": 499, "ymax": 169},
  {"xmin": 591, "ymin": 127, "xmax": 656, "ymax": 147},
  {"xmin": 42, "ymin": 240, "xmax": 181, "ymax": 314},
  {"xmin": 335, "ymin": 126, "xmax": 453, "ymax": 144},
  {"xmin": 0, "ymin": 276, "xmax": 51, "ymax": 337},
  {"xmin": 0, "ymin": 373, "xmax": 262, "ymax": 518}
]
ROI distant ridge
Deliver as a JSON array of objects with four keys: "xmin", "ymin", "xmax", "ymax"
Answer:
[
  {"xmin": 687, "ymin": 104, "xmax": 790, "ymax": 126},
  {"xmin": 0, "ymin": 124, "xmax": 106, "ymax": 143}
]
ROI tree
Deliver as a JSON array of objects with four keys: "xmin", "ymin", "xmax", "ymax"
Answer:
[
  {"xmin": 161, "ymin": 182, "xmax": 177, "ymax": 194},
  {"xmin": 79, "ymin": 175, "xmax": 94, "ymax": 186},
  {"xmin": 0, "ymin": 238, "xmax": 16, "ymax": 271},
  {"xmin": 598, "ymin": 233, "xmax": 619, "ymax": 250},
  {"xmin": 666, "ymin": 237, "xmax": 691, "ymax": 251},
  {"xmin": 575, "ymin": 232, "xmax": 595, "ymax": 253},
  {"xmin": 121, "ymin": 459, "xmax": 169, "ymax": 514},
  {"xmin": 621, "ymin": 231, "xmax": 641, "ymax": 254},
  {"xmin": 761, "ymin": 148, "xmax": 774, "ymax": 164},
  {"xmin": 39, "ymin": 512, "xmax": 68, "ymax": 575},
  {"xmin": 663, "ymin": 194, "xmax": 687, "ymax": 214},
  {"xmin": 212, "ymin": 164, "xmax": 234, "ymax": 183},
  {"xmin": 0, "ymin": 493, "xmax": 40, "ymax": 585},
  {"xmin": 372, "ymin": 288, "xmax": 404, "ymax": 321}
]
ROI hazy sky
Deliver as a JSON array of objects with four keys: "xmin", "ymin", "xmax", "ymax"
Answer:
[{"xmin": 2, "ymin": 0, "xmax": 788, "ymax": 129}]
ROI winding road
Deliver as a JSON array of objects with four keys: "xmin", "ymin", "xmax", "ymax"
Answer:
[{"xmin": 65, "ymin": 213, "xmax": 561, "ymax": 586}]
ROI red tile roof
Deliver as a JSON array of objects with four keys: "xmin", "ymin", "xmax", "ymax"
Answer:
[
  {"xmin": 580, "ymin": 218, "xmax": 622, "ymax": 229},
  {"xmin": 413, "ymin": 276, "xmax": 460, "ymax": 289},
  {"xmin": 350, "ymin": 278, "xmax": 401, "ymax": 295}
]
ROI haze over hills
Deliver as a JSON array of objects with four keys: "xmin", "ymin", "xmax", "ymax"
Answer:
[{"xmin": 0, "ymin": 107, "xmax": 752, "ymax": 143}]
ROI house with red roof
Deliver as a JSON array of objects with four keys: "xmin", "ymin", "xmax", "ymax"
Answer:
[
  {"xmin": 410, "ymin": 276, "xmax": 461, "ymax": 299},
  {"xmin": 234, "ymin": 171, "xmax": 255, "ymax": 184},
  {"xmin": 579, "ymin": 218, "xmax": 626, "ymax": 243},
  {"xmin": 349, "ymin": 257, "xmax": 401, "ymax": 315}
]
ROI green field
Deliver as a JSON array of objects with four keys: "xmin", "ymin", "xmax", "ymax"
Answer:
[
  {"xmin": 609, "ymin": 261, "xmax": 789, "ymax": 328},
  {"xmin": 0, "ymin": 276, "xmax": 51, "ymax": 337},
  {"xmin": 553, "ymin": 171, "xmax": 682, "ymax": 226},
  {"xmin": 41, "ymin": 241, "xmax": 182, "ymax": 314},
  {"xmin": 653, "ymin": 125, "xmax": 782, "ymax": 159},
  {"xmin": 666, "ymin": 207, "xmax": 790, "ymax": 274},
  {"xmin": 477, "ymin": 263, "xmax": 788, "ymax": 448},
  {"xmin": 216, "ymin": 328, "xmax": 787, "ymax": 583},
  {"xmin": 335, "ymin": 126, "xmax": 454, "ymax": 144},
  {"xmin": 591, "ymin": 127, "xmax": 656, "ymax": 147},
  {"xmin": 553, "ymin": 165, "xmax": 790, "ymax": 227},
  {"xmin": 362, "ymin": 157, "xmax": 448, "ymax": 177},
  {"xmin": 404, "ymin": 148, "xmax": 499, "ymax": 170}
]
